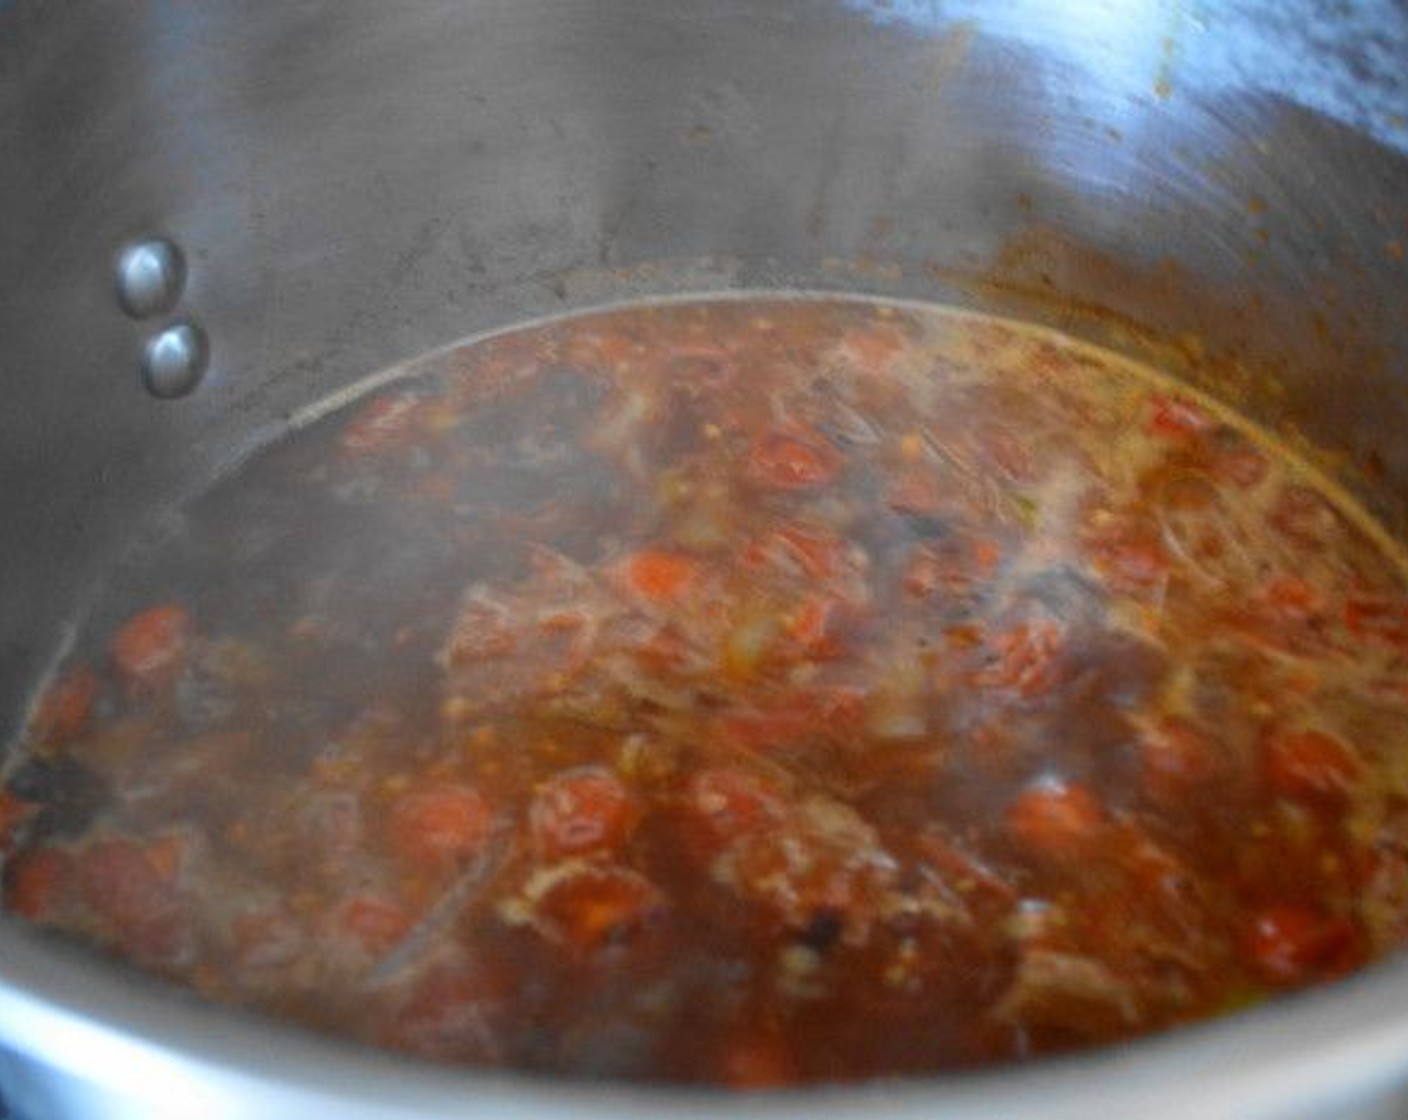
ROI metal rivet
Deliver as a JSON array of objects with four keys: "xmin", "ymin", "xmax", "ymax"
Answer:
[
  {"xmin": 141, "ymin": 322, "xmax": 209, "ymax": 399},
  {"xmin": 116, "ymin": 239, "xmax": 186, "ymax": 319}
]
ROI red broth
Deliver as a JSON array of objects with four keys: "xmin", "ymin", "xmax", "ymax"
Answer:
[{"xmin": 4, "ymin": 297, "xmax": 1408, "ymax": 1084}]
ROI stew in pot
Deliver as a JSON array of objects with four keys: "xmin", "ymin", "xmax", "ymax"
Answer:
[{"xmin": 3, "ymin": 297, "xmax": 1407, "ymax": 1084}]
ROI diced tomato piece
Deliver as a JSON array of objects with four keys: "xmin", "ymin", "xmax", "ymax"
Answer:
[
  {"xmin": 976, "ymin": 619, "xmax": 1063, "ymax": 698},
  {"xmin": 78, "ymin": 838, "xmax": 179, "ymax": 930},
  {"xmin": 1146, "ymin": 394, "xmax": 1211, "ymax": 438},
  {"xmin": 0, "ymin": 790, "xmax": 35, "ymax": 853},
  {"xmin": 686, "ymin": 768, "xmax": 786, "ymax": 847},
  {"xmin": 1005, "ymin": 779, "xmax": 1106, "ymax": 857},
  {"xmin": 338, "ymin": 895, "xmax": 414, "ymax": 954},
  {"xmin": 387, "ymin": 786, "xmax": 493, "ymax": 866},
  {"xmin": 972, "ymin": 537, "xmax": 1003, "ymax": 573},
  {"xmin": 618, "ymin": 549, "xmax": 700, "ymax": 602},
  {"xmin": 1261, "ymin": 575, "xmax": 1321, "ymax": 621},
  {"xmin": 3, "ymin": 848, "xmax": 73, "ymax": 922},
  {"xmin": 30, "ymin": 669, "xmax": 98, "ymax": 745},
  {"xmin": 110, "ymin": 604, "xmax": 192, "ymax": 689},
  {"xmin": 1345, "ymin": 594, "xmax": 1408, "ymax": 654},
  {"xmin": 1242, "ymin": 903, "xmax": 1362, "ymax": 984},
  {"xmin": 717, "ymin": 1030, "xmax": 798, "ymax": 1089},
  {"xmin": 78, "ymin": 837, "xmax": 189, "ymax": 961},
  {"xmin": 531, "ymin": 767, "xmax": 634, "ymax": 860},
  {"xmin": 1140, "ymin": 717, "xmax": 1218, "ymax": 804},
  {"xmin": 746, "ymin": 431, "xmax": 839, "ymax": 490},
  {"xmin": 1263, "ymin": 729, "xmax": 1361, "ymax": 803},
  {"xmin": 339, "ymin": 393, "xmax": 423, "ymax": 456},
  {"xmin": 533, "ymin": 865, "xmax": 664, "ymax": 951},
  {"xmin": 785, "ymin": 596, "xmax": 844, "ymax": 658}
]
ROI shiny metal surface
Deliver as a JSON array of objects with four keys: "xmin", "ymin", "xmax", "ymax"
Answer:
[
  {"xmin": 115, "ymin": 239, "xmax": 186, "ymax": 321},
  {"xmin": 1, "ymin": 1, "xmax": 1406, "ymax": 1117},
  {"xmin": 139, "ymin": 321, "xmax": 209, "ymax": 400}
]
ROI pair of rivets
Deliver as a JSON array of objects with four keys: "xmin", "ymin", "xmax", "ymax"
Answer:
[{"xmin": 116, "ymin": 238, "xmax": 208, "ymax": 399}]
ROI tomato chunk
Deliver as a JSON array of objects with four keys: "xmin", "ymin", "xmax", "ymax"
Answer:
[
  {"xmin": 1260, "ymin": 575, "xmax": 1321, "ymax": 621},
  {"xmin": 531, "ymin": 767, "xmax": 634, "ymax": 860},
  {"xmin": 747, "ymin": 431, "xmax": 839, "ymax": 490},
  {"xmin": 1263, "ymin": 729, "xmax": 1361, "ymax": 803},
  {"xmin": 1005, "ymin": 779, "xmax": 1106, "ymax": 857},
  {"xmin": 1243, "ymin": 904, "xmax": 1361, "ymax": 984},
  {"xmin": 77, "ymin": 837, "xmax": 189, "ymax": 963},
  {"xmin": 78, "ymin": 838, "xmax": 180, "ymax": 930},
  {"xmin": 976, "ymin": 619, "xmax": 1063, "ymax": 698},
  {"xmin": 388, "ymin": 786, "xmax": 493, "ymax": 866},
  {"xmin": 3, "ymin": 847, "xmax": 73, "ymax": 922},
  {"xmin": 30, "ymin": 669, "xmax": 98, "ymax": 745},
  {"xmin": 782, "ymin": 596, "xmax": 846, "ymax": 660},
  {"xmin": 111, "ymin": 604, "xmax": 192, "ymax": 690},
  {"xmin": 532, "ymin": 865, "xmax": 664, "ymax": 951},
  {"xmin": 618, "ymin": 549, "xmax": 700, "ymax": 602}
]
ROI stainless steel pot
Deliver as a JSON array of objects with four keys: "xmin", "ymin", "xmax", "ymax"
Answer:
[{"xmin": 2, "ymin": 2, "xmax": 1407, "ymax": 1117}]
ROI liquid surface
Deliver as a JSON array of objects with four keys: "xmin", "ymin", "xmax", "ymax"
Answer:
[{"xmin": 4, "ymin": 297, "xmax": 1408, "ymax": 1085}]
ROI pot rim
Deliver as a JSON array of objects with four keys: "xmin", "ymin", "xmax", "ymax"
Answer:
[{"xmin": 3, "ymin": 916, "xmax": 1407, "ymax": 1119}]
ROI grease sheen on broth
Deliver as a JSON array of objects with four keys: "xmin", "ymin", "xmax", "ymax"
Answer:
[{"xmin": 4, "ymin": 297, "xmax": 1408, "ymax": 1085}]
